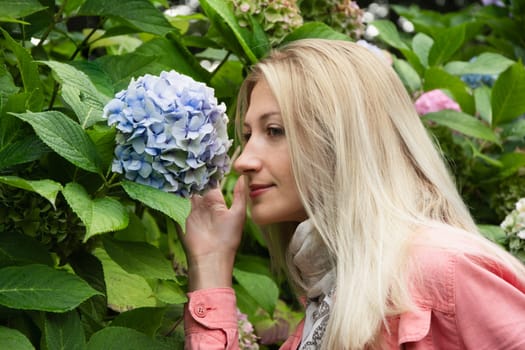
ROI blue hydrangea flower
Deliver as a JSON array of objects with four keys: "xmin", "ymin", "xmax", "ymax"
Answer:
[
  {"xmin": 460, "ymin": 56, "xmax": 498, "ymax": 89},
  {"xmin": 104, "ymin": 70, "xmax": 232, "ymax": 197},
  {"xmin": 461, "ymin": 73, "xmax": 497, "ymax": 89}
]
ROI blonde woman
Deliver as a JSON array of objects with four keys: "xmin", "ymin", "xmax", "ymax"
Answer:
[{"xmin": 181, "ymin": 39, "xmax": 525, "ymax": 349}]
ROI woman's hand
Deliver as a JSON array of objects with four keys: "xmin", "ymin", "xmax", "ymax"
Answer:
[{"xmin": 181, "ymin": 176, "xmax": 247, "ymax": 291}]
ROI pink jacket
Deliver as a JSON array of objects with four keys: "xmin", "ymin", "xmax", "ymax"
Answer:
[{"xmin": 184, "ymin": 227, "xmax": 525, "ymax": 349}]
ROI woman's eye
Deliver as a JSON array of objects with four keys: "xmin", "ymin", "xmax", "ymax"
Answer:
[
  {"xmin": 267, "ymin": 126, "xmax": 284, "ymax": 137},
  {"xmin": 242, "ymin": 132, "xmax": 251, "ymax": 142}
]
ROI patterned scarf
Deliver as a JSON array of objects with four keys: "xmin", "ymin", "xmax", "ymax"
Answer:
[{"xmin": 288, "ymin": 220, "xmax": 335, "ymax": 350}]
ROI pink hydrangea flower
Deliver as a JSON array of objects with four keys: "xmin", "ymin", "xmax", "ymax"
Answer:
[
  {"xmin": 237, "ymin": 308, "xmax": 259, "ymax": 349},
  {"xmin": 414, "ymin": 89, "xmax": 461, "ymax": 116}
]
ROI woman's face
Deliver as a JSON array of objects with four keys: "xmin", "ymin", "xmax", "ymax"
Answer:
[{"xmin": 234, "ymin": 80, "xmax": 308, "ymax": 225}]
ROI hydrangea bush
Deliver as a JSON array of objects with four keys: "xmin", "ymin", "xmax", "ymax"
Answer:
[
  {"xmin": 233, "ymin": 0, "xmax": 303, "ymax": 45},
  {"xmin": 501, "ymin": 198, "xmax": 525, "ymax": 262},
  {"xmin": 104, "ymin": 70, "xmax": 232, "ymax": 197}
]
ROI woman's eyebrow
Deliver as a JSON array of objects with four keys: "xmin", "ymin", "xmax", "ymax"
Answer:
[{"xmin": 243, "ymin": 111, "xmax": 281, "ymax": 127}]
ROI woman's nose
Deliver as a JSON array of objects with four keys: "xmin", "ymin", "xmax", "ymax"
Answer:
[{"xmin": 233, "ymin": 141, "xmax": 262, "ymax": 174}]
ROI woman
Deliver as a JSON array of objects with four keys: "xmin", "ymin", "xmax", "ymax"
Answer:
[{"xmin": 182, "ymin": 39, "xmax": 525, "ymax": 349}]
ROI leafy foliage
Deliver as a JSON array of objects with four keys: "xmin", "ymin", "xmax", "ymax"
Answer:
[{"xmin": 0, "ymin": 0, "xmax": 524, "ymax": 348}]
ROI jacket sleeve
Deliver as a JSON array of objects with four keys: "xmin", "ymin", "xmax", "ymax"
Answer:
[
  {"xmin": 184, "ymin": 287, "xmax": 239, "ymax": 350},
  {"xmin": 455, "ymin": 253, "xmax": 525, "ymax": 350}
]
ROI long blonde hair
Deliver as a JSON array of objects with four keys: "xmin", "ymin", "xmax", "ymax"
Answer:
[{"xmin": 236, "ymin": 39, "xmax": 525, "ymax": 349}]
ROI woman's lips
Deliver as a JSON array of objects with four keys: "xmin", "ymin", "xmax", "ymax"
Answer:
[{"xmin": 249, "ymin": 184, "xmax": 273, "ymax": 198}]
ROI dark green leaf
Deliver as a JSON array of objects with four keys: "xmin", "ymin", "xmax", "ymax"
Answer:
[
  {"xmin": 200, "ymin": 0, "xmax": 257, "ymax": 64},
  {"xmin": 428, "ymin": 24, "xmax": 465, "ymax": 66},
  {"xmin": 496, "ymin": 153, "xmax": 525, "ymax": 179},
  {"xmin": 122, "ymin": 181, "xmax": 190, "ymax": 231},
  {"xmin": 0, "ymin": 135, "xmax": 49, "ymax": 170},
  {"xmin": 0, "ymin": 264, "xmax": 101, "ymax": 312},
  {"xmin": 0, "ymin": 0, "xmax": 47, "ymax": 19},
  {"xmin": 0, "ymin": 63, "xmax": 19, "ymax": 95},
  {"xmin": 79, "ymin": 0, "xmax": 174, "ymax": 36},
  {"xmin": 0, "ymin": 28, "xmax": 44, "ymax": 111},
  {"xmin": 87, "ymin": 326, "xmax": 171, "ymax": 350},
  {"xmin": 0, "ymin": 326, "xmax": 35, "ymax": 350},
  {"xmin": 103, "ymin": 238, "xmax": 176, "ymax": 280},
  {"xmin": 44, "ymin": 311, "xmax": 86, "ymax": 350},
  {"xmin": 12, "ymin": 111, "xmax": 103, "ymax": 174},
  {"xmin": 0, "ymin": 232, "xmax": 53, "ymax": 268},
  {"xmin": 492, "ymin": 62, "xmax": 525, "ymax": 126}
]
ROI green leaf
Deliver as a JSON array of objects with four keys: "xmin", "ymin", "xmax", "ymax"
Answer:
[
  {"xmin": 69, "ymin": 251, "xmax": 108, "ymax": 331},
  {"xmin": 0, "ymin": 176, "xmax": 62, "ymax": 207},
  {"xmin": 412, "ymin": 32, "xmax": 433, "ymax": 68},
  {"xmin": 444, "ymin": 52, "xmax": 515, "ymax": 76},
  {"xmin": 63, "ymin": 182, "xmax": 129, "ymax": 242},
  {"xmin": 422, "ymin": 110, "xmax": 499, "ymax": 144},
  {"xmin": 246, "ymin": 14, "xmax": 270, "ymax": 59},
  {"xmin": 393, "ymin": 58, "xmax": 421, "ymax": 93},
  {"xmin": 210, "ymin": 60, "xmax": 244, "ymax": 99},
  {"xmin": 12, "ymin": 111, "xmax": 103, "ymax": 174},
  {"xmin": 69, "ymin": 60, "xmax": 116, "ymax": 98},
  {"xmin": 41, "ymin": 61, "xmax": 110, "ymax": 128},
  {"xmin": 281, "ymin": 22, "xmax": 351, "ymax": 43},
  {"xmin": 87, "ymin": 124, "xmax": 116, "ymax": 171},
  {"xmin": 474, "ymin": 85, "xmax": 492, "ymax": 124},
  {"xmin": 233, "ymin": 268, "xmax": 279, "ymax": 315},
  {"xmin": 87, "ymin": 326, "xmax": 170, "ymax": 350},
  {"xmin": 0, "ymin": 28, "xmax": 44, "ymax": 111},
  {"xmin": 0, "ymin": 0, "xmax": 47, "ymax": 19},
  {"xmin": 96, "ymin": 54, "xmax": 164, "ymax": 92},
  {"xmin": 93, "ymin": 248, "xmax": 157, "ymax": 312},
  {"xmin": 200, "ymin": 0, "xmax": 257, "ymax": 64},
  {"xmin": 0, "ymin": 136, "xmax": 49, "ymax": 170},
  {"xmin": 153, "ymin": 280, "xmax": 187, "ymax": 305},
  {"xmin": 44, "ymin": 311, "xmax": 87, "ymax": 350},
  {"xmin": 428, "ymin": 24, "xmax": 465, "ymax": 66},
  {"xmin": 0, "ymin": 232, "xmax": 54, "ymax": 268},
  {"xmin": 478, "ymin": 224, "xmax": 507, "ymax": 245},
  {"xmin": 0, "ymin": 264, "xmax": 101, "ymax": 312},
  {"xmin": 0, "ymin": 62, "xmax": 19, "ymax": 95},
  {"xmin": 491, "ymin": 62, "xmax": 525, "ymax": 126},
  {"xmin": 0, "ymin": 326, "xmax": 35, "ymax": 350},
  {"xmin": 496, "ymin": 153, "xmax": 525, "ymax": 179},
  {"xmin": 371, "ymin": 20, "xmax": 409, "ymax": 51},
  {"xmin": 110, "ymin": 307, "xmax": 166, "ymax": 336},
  {"xmin": 103, "ymin": 238, "xmax": 176, "ymax": 280},
  {"xmin": 79, "ymin": 0, "xmax": 174, "ymax": 36},
  {"xmin": 121, "ymin": 181, "xmax": 190, "ymax": 231}
]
